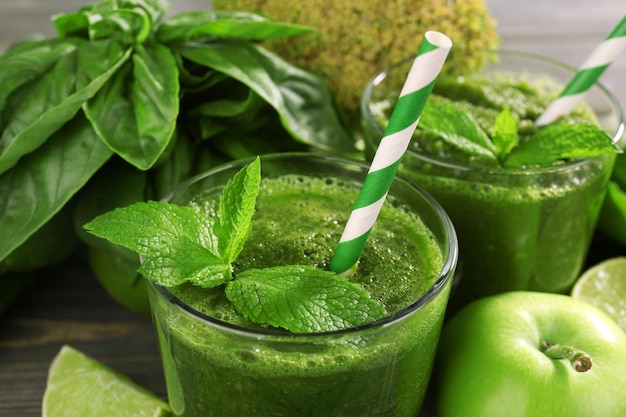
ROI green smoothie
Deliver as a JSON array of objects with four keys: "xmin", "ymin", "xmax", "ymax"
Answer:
[
  {"xmin": 147, "ymin": 156, "xmax": 456, "ymax": 417},
  {"xmin": 362, "ymin": 51, "xmax": 620, "ymax": 311},
  {"xmin": 407, "ymin": 154, "xmax": 612, "ymax": 307}
]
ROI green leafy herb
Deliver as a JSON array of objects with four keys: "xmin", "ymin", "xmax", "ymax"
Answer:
[
  {"xmin": 0, "ymin": 39, "xmax": 130, "ymax": 175},
  {"xmin": 419, "ymin": 98, "xmax": 497, "ymax": 161},
  {"xmin": 84, "ymin": 200, "xmax": 229, "ymax": 288},
  {"xmin": 0, "ymin": 39, "xmax": 77, "ymax": 112},
  {"xmin": 84, "ymin": 159, "xmax": 386, "ymax": 333},
  {"xmin": 0, "ymin": 0, "xmax": 355, "ymax": 280},
  {"xmin": 83, "ymin": 41, "xmax": 179, "ymax": 170},
  {"xmin": 504, "ymin": 122, "xmax": 616, "ymax": 167},
  {"xmin": 492, "ymin": 108, "xmax": 519, "ymax": 160},
  {"xmin": 0, "ymin": 114, "xmax": 112, "ymax": 265},
  {"xmin": 178, "ymin": 40, "xmax": 348, "ymax": 151},
  {"xmin": 418, "ymin": 98, "xmax": 617, "ymax": 167},
  {"xmin": 82, "ymin": 157, "xmax": 262, "ymax": 289},
  {"xmin": 156, "ymin": 10, "xmax": 314, "ymax": 44},
  {"xmin": 216, "ymin": 157, "xmax": 260, "ymax": 264},
  {"xmin": 226, "ymin": 265, "xmax": 387, "ymax": 333}
]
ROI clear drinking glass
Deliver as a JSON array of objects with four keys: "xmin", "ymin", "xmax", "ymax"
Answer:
[
  {"xmin": 361, "ymin": 50, "xmax": 624, "ymax": 311},
  {"xmin": 145, "ymin": 153, "xmax": 458, "ymax": 417}
]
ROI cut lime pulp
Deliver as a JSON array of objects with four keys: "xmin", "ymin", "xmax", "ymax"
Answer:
[
  {"xmin": 572, "ymin": 257, "xmax": 626, "ymax": 333},
  {"xmin": 42, "ymin": 345, "xmax": 171, "ymax": 417}
]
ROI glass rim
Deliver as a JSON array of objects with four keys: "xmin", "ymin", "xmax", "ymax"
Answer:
[
  {"xmin": 361, "ymin": 49, "xmax": 625, "ymax": 176},
  {"xmin": 150, "ymin": 152, "xmax": 458, "ymax": 339}
]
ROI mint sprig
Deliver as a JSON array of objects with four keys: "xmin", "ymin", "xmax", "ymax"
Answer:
[
  {"xmin": 84, "ymin": 158, "xmax": 387, "ymax": 333},
  {"xmin": 419, "ymin": 97, "xmax": 497, "ymax": 161},
  {"xmin": 492, "ymin": 108, "xmax": 519, "ymax": 160},
  {"xmin": 418, "ymin": 98, "xmax": 617, "ymax": 167}
]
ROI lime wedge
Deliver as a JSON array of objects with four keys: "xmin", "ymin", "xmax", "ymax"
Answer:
[
  {"xmin": 572, "ymin": 257, "xmax": 626, "ymax": 332},
  {"xmin": 42, "ymin": 345, "xmax": 171, "ymax": 417}
]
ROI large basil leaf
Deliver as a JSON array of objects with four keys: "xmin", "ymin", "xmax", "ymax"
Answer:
[
  {"xmin": 0, "ymin": 40, "xmax": 131, "ymax": 175},
  {"xmin": 84, "ymin": 42, "xmax": 179, "ymax": 170},
  {"xmin": 180, "ymin": 40, "xmax": 355, "ymax": 153},
  {"xmin": 157, "ymin": 10, "xmax": 313, "ymax": 44},
  {"xmin": 0, "ymin": 39, "xmax": 78, "ymax": 113},
  {"xmin": 1, "ymin": 34, "xmax": 45, "ymax": 56},
  {"xmin": 0, "ymin": 112, "xmax": 113, "ymax": 263}
]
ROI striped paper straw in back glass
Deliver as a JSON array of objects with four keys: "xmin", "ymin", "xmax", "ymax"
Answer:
[
  {"xmin": 330, "ymin": 31, "xmax": 452, "ymax": 275},
  {"xmin": 536, "ymin": 15, "xmax": 626, "ymax": 127}
]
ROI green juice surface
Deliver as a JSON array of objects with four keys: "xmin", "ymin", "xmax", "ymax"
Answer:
[{"xmin": 149, "ymin": 174, "xmax": 451, "ymax": 417}]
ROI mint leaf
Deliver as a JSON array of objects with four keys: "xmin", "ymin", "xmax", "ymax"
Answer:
[
  {"xmin": 217, "ymin": 156, "xmax": 260, "ymax": 263},
  {"xmin": 504, "ymin": 122, "xmax": 617, "ymax": 167},
  {"xmin": 139, "ymin": 255, "xmax": 230, "ymax": 289},
  {"xmin": 419, "ymin": 98, "xmax": 497, "ymax": 160},
  {"xmin": 84, "ymin": 200, "xmax": 230, "ymax": 288},
  {"xmin": 492, "ymin": 109, "xmax": 519, "ymax": 161},
  {"xmin": 225, "ymin": 265, "xmax": 388, "ymax": 333}
]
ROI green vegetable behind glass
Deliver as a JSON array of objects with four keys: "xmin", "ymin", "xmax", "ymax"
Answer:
[{"xmin": 0, "ymin": 0, "xmax": 355, "ymax": 313}]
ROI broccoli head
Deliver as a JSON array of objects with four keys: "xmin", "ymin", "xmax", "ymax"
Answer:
[{"xmin": 212, "ymin": 0, "xmax": 499, "ymax": 119}]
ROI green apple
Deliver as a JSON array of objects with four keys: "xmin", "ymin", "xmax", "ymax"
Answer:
[{"xmin": 434, "ymin": 291, "xmax": 626, "ymax": 417}]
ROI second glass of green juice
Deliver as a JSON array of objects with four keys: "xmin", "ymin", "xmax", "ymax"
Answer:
[
  {"xmin": 361, "ymin": 50, "xmax": 624, "ymax": 312},
  {"xmin": 146, "ymin": 153, "xmax": 458, "ymax": 416}
]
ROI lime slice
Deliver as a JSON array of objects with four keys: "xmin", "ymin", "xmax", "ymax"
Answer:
[
  {"xmin": 42, "ymin": 345, "xmax": 171, "ymax": 417},
  {"xmin": 572, "ymin": 257, "xmax": 626, "ymax": 332}
]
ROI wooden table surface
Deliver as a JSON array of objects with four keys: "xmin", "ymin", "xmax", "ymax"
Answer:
[{"xmin": 1, "ymin": 1, "xmax": 625, "ymax": 416}]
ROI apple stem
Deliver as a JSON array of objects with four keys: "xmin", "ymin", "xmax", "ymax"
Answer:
[{"xmin": 541, "ymin": 341, "xmax": 592, "ymax": 372}]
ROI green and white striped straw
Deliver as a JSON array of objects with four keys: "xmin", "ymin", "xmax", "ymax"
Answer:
[
  {"xmin": 536, "ymin": 15, "xmax": 626, "ymax": 127},
  {"xmin": 330, "ymin": 31, "xmax": 452, "ymax": 276}
]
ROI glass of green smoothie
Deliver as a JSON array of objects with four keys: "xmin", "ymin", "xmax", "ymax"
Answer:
[
  {"xmin": 361, "ymin": 49, "xmax": 624, "ymax": 312},
  {"xmin": 145, "ymin": 153, "xmax": 458, "ymax": 417}
]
